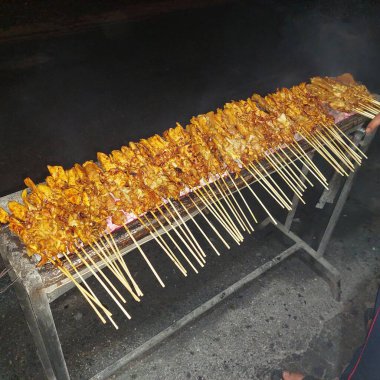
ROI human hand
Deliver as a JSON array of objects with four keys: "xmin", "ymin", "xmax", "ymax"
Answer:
[{"xmin": 366, "ymin": 113, "xmax": 380, "ymax": 134}]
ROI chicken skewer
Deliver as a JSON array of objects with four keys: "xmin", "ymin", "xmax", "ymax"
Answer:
[{"xmin": 1, "ymin": 73, "xmax": 372, "ymax": 328}]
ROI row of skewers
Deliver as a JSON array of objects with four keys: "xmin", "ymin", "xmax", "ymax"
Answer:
[{"xmin": 0, "ymin": 73, "xmax": 378, "ymax": 327}]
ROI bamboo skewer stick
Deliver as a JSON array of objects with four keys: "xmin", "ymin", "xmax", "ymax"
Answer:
[
  {"xmin": 358, "ymin": 94, "xmax": 380, "ymax": 107},
  {"xmin": 315, "ymin": 130, "xmax": 355, "ymax": 171},
  {"xmin": 75, "ymin": 247, "xmax": 132, "ymax": 319},
  {"xmin": 242, "ymin": 162, "xmax": 287, "ymax": 209},
  {"xmin": 90, "ymin": 241, "xmax": 141, "ymax": 301},
  {"xmin": 359, "ymin": 102, "xmax": 380, "ymax": 114},
  {"xmin": 251, "ymin": 161, "xmax": 294, "ymax": 208},
  {"xmin": 161, "ymin": 202, "xmax": 203, "ymax": 261},
  {"xmin": 367, "ymin": 97, "xmax": 380, "ymax": 106},
  {"xmin": 161, "ymin": 204, "xmax": 198, "ymax": 257},
  {"xmin": 368, "ymin": 98, "xmax": 380, "ymax": 106},
  {"xmin": 138, "ymin": 216, "xmax": 175, "ymax": 259},
  {"xmin": 58, "ymin": 255, "xmax": 113, "ymax": 320},
  {"xmin": 123, "ymin": 223, "xmax": 165, "ymax": 288},
  {"xmin": 169, "ymin": 199, "xmax": 210, "ymax": 260},
  {"xmin": 110, "ymin": 193, "xmax": 169, "ymax": 285},
  {"xmin": 156, "ymin": 205, "xmax": 205, "ymax": 266},
  {"xmin": 195, "ymin": 188, "xmax": 242, "ymax": 244},
  {"xmin": 148, "ymin": 213, "xmax": 198, "ymax": 273},
  {"xmin": 214, "ymin": 179, "xmax": 249, "ymax": 233},
  {"xmin": 54, "ymin": 262, "xmax": 111, "ymax": 326},
  {"xmin": 244, "ymin": 162, "xmax": 291, "ymax": 210},
  {"xmin": 298, "ymin": 131, "xmax": 347, "ymax": 175},
  {"xmin": 93, "ymin": 240, "xmax": 141, "ymax": 301},
  {"xmin": 217, "ymin": 177, "xmax": 252, "ymax": 231},
  {"xmin": 204, "ymin": 183, "xmax": 244, "ymax": 240},
  {"xmin": 315, "ymin": 129, "xmax": 356, "ymax": 170},
  {"xmin": 220, "ymin": 175, "xmax": 255, "ymax": 232},
  {"xmin": 137, "ymin": 215, "xmax": 187, "ymax": 276},
  {"xmin": 109, "ymin": 233, "xmax": 126, "ymax": 265},
  {"xmin": 265, "ymin": 153, "xmax": 305, "ymax": 197},
  {"xmin": 102, "ymin": 234, "xmax": 143, "ymax": 297},
  {"xmin": 179, "ymin": 199, "xmax": 221, "ymax": 256},
  {"xmin": 99, "ymin": 236, "xmax": 140, "ymax": 287},
  {"xmin": 292, "ymin": 141, "xmax": 328, "ymax": 183},
  {"xmin": 203, "ymin": 182, "xmax": 243, "ymax": 236},
  {"xmin": 265, "ymin": 154, "xmax": 305, "ymax": 203},
  {"xmin": 199, "ymin": 186, "xmax": 243, "ymax": 242},
  {"xmin": 90, "ymin": 240, "xmax": 129, "ymax": 283},
  {"xmin": 287, "ymin": 144, "xmax": 329, "ymax": 189},
  {"xmin": 358, "ymin": 105, "xmax": 377, "ymax": 116},
  {"xmin": 93, "ymin": 239, "xmax": 127, "ymax": 282},
  {"xmin": 214, "ymin": 178, "xmax": 248, "ymax": 232},
  {"xmin": 189, "ymin": 197, "xmax": 231, "ymax": 249},
  {"xmin": 353, "ymin": 108, "xmax": 374, "ymax": 118},
  {"xmin": 255, "ymin": 161, "xmax": 293, "ymax": 208},
  {"xmin": 273, "ymin": 149, "xmax": 308, "ymax": 191},
  {"xmin": 227, "ymin": 172, "xmax": 258, "ymax": 224},
  {"xmin": 167, "ymin": 199, "xmax": 207, "ymax": 260},
  {"xmin": 309, "ymin": 130, "xmax": 350, "ymax": 175},
  {"xmin": 201, "ymin": 183, "xmax": 242, "ymax": 237},
  {"xmin": 264, "ymin": 153, "xmax": 300, "ymax": 197},
  {"xmin": 327, "ymin": 123, "xmax": 363, "ymax": 160},
  {"xmin": 329, "ymin": 129, "xmax": 362, "ymax": 164},
  {"xmin": 196, "ymin": 187, "xmax": 241, "ymax": 241},
  {"xmin": 159, "ymin": 204, "xmax": 206, "ymax": 265},
  {"xmin": 321, "ymin": 130, "xmax": 357, "ymax": 169},
  {"xmin": 272, "ymin": 149, "xmax": 307, "ymax": 191},
  {"xmin": 358, "ymin": 106, "xmax": 376, "ymax": 116},
  {"xmin": 306, "ymin": 130, "xmax": 348, "ymax": 174},
  {"xmin": 278, "ymin": 146, "xmax": 314, "ymax": 187},
  {"xmin": 359, "ymin": 99, "xmax": 379, "ymax": 108},
  {"xmin": 59, "ymin": 253, "xmax": 111, "ymax": 316},
  {"xmin": 100, "ymin": 235, "xmax": 143, "ymax": 298},
  {"xmin": 332, "ymin": 124, "xmax": 367, "ymax": 159},
  {"xmin": 239, "ymin": 174, "xmax": 277, "ymax": 225},
  {"xmin": 164, "ymin": 199, "xmax": 206, "ymax": 264},
  {"xmin": 271, "ymin": 151, "xmax": 307, "ymax": 191},
  {"xmin": 79, "ymin": 247, "xmax": 127, "ymax": 304},
  {"xmin": 321, "ymin": 125, "xmax": 362, "ymax": 164}
]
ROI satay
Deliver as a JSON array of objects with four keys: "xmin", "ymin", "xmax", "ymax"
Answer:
[{"xmin": 0, "ymin": 74, "xmax": 373, "ymax": 265}]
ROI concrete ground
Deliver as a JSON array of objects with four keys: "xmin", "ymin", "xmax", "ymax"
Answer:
[{"xmin": 0, "ymin": 1, "xmax": 379, "ymax": 379}]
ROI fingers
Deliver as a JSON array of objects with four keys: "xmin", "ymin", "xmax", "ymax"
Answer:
[
  {"xmin": 366, "ymin": 125, "xmax": 376, "ymax": 134},
  {"xmin": 366, "ymin": 113, "xmax": 380, "ymax": 134},
  {"xmin": 282, "ymin": 371, "xmax": 305, "ymax": 380}
]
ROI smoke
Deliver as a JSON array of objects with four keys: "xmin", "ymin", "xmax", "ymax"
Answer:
[{"xmin": 275, "ymin": 0, "xmax": 380, "ymax": 91}]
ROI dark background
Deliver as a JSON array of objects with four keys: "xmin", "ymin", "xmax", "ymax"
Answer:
[{"xmin": 0, "ymin": 0, "xmax": 379, "ymax": 196}]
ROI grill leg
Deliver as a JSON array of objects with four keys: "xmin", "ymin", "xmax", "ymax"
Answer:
[
  {"xmin": 13, "ymin": 280, "xmax": 69, "ymax": 380},
  {"xmin": 300, "ymin": 242, "xmax": 341, "ymax": 301},
  {"xmin": 284, "ymin": 154, "xmax": 313, "ymax": 231},
  {"xmin": 1, "ymin": 242, "xmax": 69, "ymax": 380},
  {"xmin": 317, "ymin": 128, "xmax": 376, "ymax": 257},
  {"xmin": 274, "ymin": 220, "xmax": 342, "ymax": 301}
]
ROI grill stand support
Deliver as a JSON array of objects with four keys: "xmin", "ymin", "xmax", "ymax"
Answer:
[
  {"xmin": 0, "ymin": 123, "xmax": 375, "ymax": 380},
  {"xmin": 0, "ymin": 239, "xmax": 70, "ymax": 380}
]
